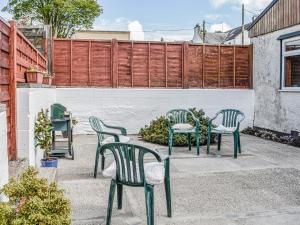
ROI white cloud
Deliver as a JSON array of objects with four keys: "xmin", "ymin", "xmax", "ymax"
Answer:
[
  {"xmin": 93, "ymin": 17, "xmax": 145, "ymax": 41},
  {"xmin": 93, "ymin": 17, "xmax": 192, "ymax": 42},
  {"xmin": 210, "ymin": 0, "xmax": 272, "ymax": 11},
  {"xmin": 209, "ymin": 22, "xmax": 232, "ymax": 32},
  {"xmin": 205, "ymin": 14, "xmax": 227, "ymax": 21},
  {"xmin": 128, "ymin": 20, "xmax": 144, "ymax": 41}
]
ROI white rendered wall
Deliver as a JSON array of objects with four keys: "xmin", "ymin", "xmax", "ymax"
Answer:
[
  {"xmin": 0, "ymin": 105, "xmax": 9, "ymax": 201},
  {"xmin": 56, "ymin": 88, "xmax": 254, "ymax": 134},
  {"xmin": 17, "ymin": 88, "xmax": 254, "ymax": 163},
  {"xmin": 252, "ymin": 24, "xmax": 300, "ymax": 133},
  {"xmin": 17, "ymin": 88, "xmax": 56, "ymax": 166}
]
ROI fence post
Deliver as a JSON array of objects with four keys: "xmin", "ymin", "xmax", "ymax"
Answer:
[
  {"xmin": 249, "ymin": 44, "xmax": 253, "ymax": 88},
  {"xmin": 111, "ymin": 39, "xmax": 118, "ymax": 88},
  {"xmin": 9, "ymin": 20, "xmax": 17, "ymax": 160},
  {"xmin": 182, "ymin": 42, "xmax": 189, "ymax": 89}
]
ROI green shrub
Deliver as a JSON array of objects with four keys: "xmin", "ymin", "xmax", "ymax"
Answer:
[
  {"xmin": 0, "ymin": 167, "xmax": 71, "ymax": 225},
  {"xmin": 139, "ymin": 108, "xmax": 215, "ymax": 146}
]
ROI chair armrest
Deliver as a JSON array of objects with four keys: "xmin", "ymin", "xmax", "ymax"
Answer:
[
  {"xmin": 98, "ymin": 131, "xmax": 120, "ymax": 142},
  {"xmin": 102, "ymin": 121, "xmax": 127, "ymax": 135}
]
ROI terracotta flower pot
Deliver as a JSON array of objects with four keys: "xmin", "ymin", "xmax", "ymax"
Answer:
[
  {"xmin": 43, "ymin": 76, "xmax": 53, "ymax": 85},
  {"xmin": 26, "ymin": 71, "xmax": 44, "ymax": 84}
]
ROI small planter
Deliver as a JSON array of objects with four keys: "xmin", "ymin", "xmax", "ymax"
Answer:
[
  {"xmin": 43, "ymin": 76, "xmax": 53, "ymax": 85},
  {"xmin": 41, "ymin": 158, "xmax": 58, "ymax": 168},
  {"xmin": 26, "ymin": 71, "xmax": 44, "ymax": 84}
]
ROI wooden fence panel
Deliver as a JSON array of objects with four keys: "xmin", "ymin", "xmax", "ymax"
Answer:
[
  {"xmin": 53, "ymin": 39, "xmax": 252, "ymax": 89},
  {"xmin": 90, "ymin": 41, "xmax": 111, "ymax": 87},
  {"xmin": 0, "ymin": 18, "xmax": 48, "ymax": 160},
  {"xmin": 220, "ymin": 46, "xmax": 234, "ymax": 88},
  {"xmin": 167, "ymin": 44, "xmax": 182, "ymax": 88},
  {"xmin": 53, "ymin": 40, "xmax": 71, "ymax": 86},
  {"xmin": 72, "ymin": 41, "xmax": 89, "ymax": 86},
  {"xmin": 118, "ymin": 42, "xmax": 132, "ymax": 87},
  {"xmin": 204, "ymin": 45, "xmax": 219, "ymax": 87},
  {"xmin": 150, "ymin": 43, "xmax": 166, "ymax": 87},
  {"xmin": 132, "ymin": 43, "xmax": 149, "ymax": 87},
  {"xmin": 16, "ymin": 31, "xmax": 47, "ymax": 82},
  {"xmin": 188, "ymin": 45, "xmax": 203, "ymax": 88},
  {"xmin": 0, "ymin": 19, "xmax": 13, "ymax": 159}
]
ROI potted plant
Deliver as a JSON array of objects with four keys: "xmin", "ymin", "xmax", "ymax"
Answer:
[
  {"xmin": 34, "ymin": 109, "xmax": 57, "ymax": 168},
  {"xmin": 43, "ymin": 72, "xmax": 54, "ymax": 85},
  {"xmin": 26, "ymin": 65, "xmax": 44, "ymax": 84}
]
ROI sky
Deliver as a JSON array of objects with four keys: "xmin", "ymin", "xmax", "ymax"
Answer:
[{"xmin": 0, "ymin": 0, "xmax": 273, "ymax": 41}]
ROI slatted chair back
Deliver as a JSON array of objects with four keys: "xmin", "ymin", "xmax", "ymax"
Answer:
[
  {"xmin": 51, "ymin": 103, "xmax": 66, "ymax": 119},
  {"xmin": 100, "ymin": 143, "xmax": 162, "ymax": 186},
  {"xmin": 166, "ymin": 109, "xmax": 193, "ymax": 124},
  {"xmin": 220, "ymin": 109, "xmax": 245, "ymax": 127},
  {"xmin": 89, "ymin": 116, "xmax": 105, "ymax": 143}
]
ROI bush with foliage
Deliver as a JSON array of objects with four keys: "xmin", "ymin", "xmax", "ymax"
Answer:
[
  {"xmin": 139, "ymin": 108, "xmax": 216, "ymax": 146},
  {"xmin": 0, "ymin": 167, "xmax": 71, "ymax": 225}
]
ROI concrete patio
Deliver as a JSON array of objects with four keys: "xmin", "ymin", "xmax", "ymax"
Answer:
[{"xmin": 57, "ymin": 134, "xmax": 300, "ymax": 225}]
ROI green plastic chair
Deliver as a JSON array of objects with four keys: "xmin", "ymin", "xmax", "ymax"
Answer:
[
  {"xmin": 89, "ymin": 116, "xmax": 129, "ymax": 178},
  {"xmin": 167, "ymin": 109, "xmax": 200, "ymax": 155},
  {"xmin": 100, "ymin": 143, "xmax": 172, "ymax": 225},
  {"xmin": 207, "ymin": 109, "xmax": 245, "ymax": 158}
]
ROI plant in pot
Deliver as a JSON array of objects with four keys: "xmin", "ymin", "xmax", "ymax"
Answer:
[
  {"xmin": 34, "ymin": 109, "xmax": 57, "ymax": 168},
  {"xmin": 43, "ymin": 72, "xmax": 54, "ymax": 85},
  {"xmin": 26, "ymin": 65, "xmax": 44, "ymax": 84}
]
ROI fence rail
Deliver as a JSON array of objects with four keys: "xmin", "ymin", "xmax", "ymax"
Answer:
[{"xmin": 53, "ymin": 39, "xmax": 253, "ymax": 88}]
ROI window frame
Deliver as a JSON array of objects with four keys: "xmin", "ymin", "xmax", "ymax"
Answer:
[{"xmin": 281, "ymin": 36, "xmax": 300, "ymax": 91}]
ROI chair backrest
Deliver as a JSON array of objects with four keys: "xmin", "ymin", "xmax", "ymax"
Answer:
[
  {"xmin": 89, "ymin": 116, "xmax": 105, "ymax": 142},
  {"xmin": 166, "ymin": 109, "xmax": 193, "ymax": 124},
  {"xmin": 51, "ymin": 103, "xmax": 66, "ymax": 119},
  {"xmin": 100, "ymin": 143, "xmax": 162, "ymax": 186},
  {"xmin": 219, "ymin": 109, "xmax": 245, "ymax": 127}
]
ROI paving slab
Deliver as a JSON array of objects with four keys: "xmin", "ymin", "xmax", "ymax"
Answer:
[{"xmin": 57, "ymin": 134, "xmax": 300, "ymax": 225}]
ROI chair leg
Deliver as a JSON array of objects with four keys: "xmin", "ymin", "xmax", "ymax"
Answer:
[
  {"xmin": 168, "ymin": 131, "xmax": 173, "ymax": 155},
  {"xmin": 188, "ymin": 133, "xmax": 192, "ymax": 151},
  {"xmin": 217, "ymin": 134, "xmax": 222, "ymax": 151},
  {"xmin": 106, "ymin": 180, "xmax": 116, "ymax": 225},
  {"xmin": 207, "ymin": 131, "xmax": 211, "ymax": 154},
  {"xmin": 144, "ymin": 184, "xmax": 154, "ymax": 225},
  {"xmin": 117, "ymin": 184, "xmax": 123, "ymax": 210},
  {"xmin": 196, "ymin": 132, "xmax": 200, "ymax": 155},
  {"xmin": 238, "ymin": 133, "xmax": 241, "ymax": 154},
  {"xmin": 164, "ymin": 168, "xmax": 172, "ymax": 217},
  {"xmin": 94, "ymin": 149, "xmax": 100, "ymax": 178},
  {"xmin": 101, "ymin": 155, "xmax": 106, "ymax": 171},
  {"xmin": 233, "ymin": 133, "xmax": 238, "ymax": 159}
]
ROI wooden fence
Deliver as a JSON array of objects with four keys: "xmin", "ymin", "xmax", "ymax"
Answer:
[
  {"xmin": 53, "ymin": 39, "xmax": 253, "ymax": 88},
  {"xmin": 0, "ymin": 18, "xmax": 46, "ymax": 160}
]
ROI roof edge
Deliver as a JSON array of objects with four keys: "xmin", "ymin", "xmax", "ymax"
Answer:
[{"xmin": 247, "ymin": 0, "xmax": 279, "ymax": 31}]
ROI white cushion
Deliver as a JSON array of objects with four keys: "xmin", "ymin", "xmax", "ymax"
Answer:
[
  {"xmin": 213, "ymin": 125, "xmax": 236, "ymax": 133},
  {"xmin": 102, "ymin": 161, "xmax": 165, "ymax": 185},
  {"xmin": 172, "ymin": 123, "xmax": 193, "ymax": 130},
  {"xmin": 102, "ymin": 135, "xmax": 130, "ymax": 144}
]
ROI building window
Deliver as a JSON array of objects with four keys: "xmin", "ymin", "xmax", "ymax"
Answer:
[{"xmin": 282, "ymin": 37, "xmax": 300, "ymax": 89}]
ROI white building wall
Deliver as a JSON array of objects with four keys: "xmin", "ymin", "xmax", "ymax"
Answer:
[
  {"xmin": 252, "ymin": 24, "xmax": 300, "ymax": 133},
  {"xmin": 0, "ymin": 105, "xmax": 9, "ymax": 201},
  {"xmin": 17, "ymin": 88, "xmax": 56, "ymax": 167},
  {"xmin": 224, "ymin": 30, "xmax": 251, "ymax": 45}
]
